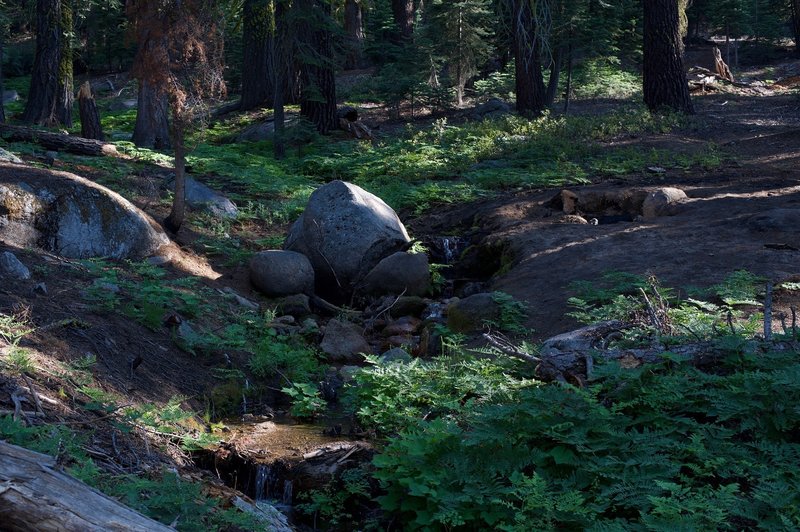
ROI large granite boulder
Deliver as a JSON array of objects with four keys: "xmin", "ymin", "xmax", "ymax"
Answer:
[
  {"xmin": 0, "ymin": 163, "xmax": 169, "ymax": 259},
  {"xmin": 166, "ymin": 176, "xmax": 238, "ymax": 219},
  {"xmin": 357, "ymin": 251, "xmax": 430, "ymax": 297},
  {"xmin": 285, "ymin": 181, "xmax": 411, "ymax": 298}
]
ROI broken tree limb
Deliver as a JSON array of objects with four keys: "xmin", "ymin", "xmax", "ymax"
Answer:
[
  {"xmin": 0, "ymin": 440, "xmax": 172, "ymax": 531},
  {"xmin": 0, "ymin": 123, "xmax": 117, "ymax": 156}
]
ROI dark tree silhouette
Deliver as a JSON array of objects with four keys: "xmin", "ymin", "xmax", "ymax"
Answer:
[
  {"xmin": 391, "ymin": 0, "xmax": 414, "ymax": 43},
  {"xmin": 239, "ymin": 0, "xmax": 274, "ymax": 111},
  {"xmin": 343, "ymin": 0, "xmax": 364, "ymax": 69},
  {"xmin": 297, "ymin": 0, "xmax": 337, "ymax": 134},
  {"xmin": 56, "ymin": 0, "xmax": 73, "ymax": 127},
  {"xmin": 643, "ymin": 0, "xmax": 693, "ymax": 113},
  {"xmin": 21, "ymin": 0, "xmax": 61, "ymax": 125},
  {"xmin": 509, "ymin": 0, "xmax": 546, "ymax": 116}
]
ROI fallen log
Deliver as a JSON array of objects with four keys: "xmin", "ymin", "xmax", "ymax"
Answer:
[
  {"xmin": 0, "ymin": 440, "xmax": 172, "ymax": 531},
  {"xmin": 0, "ymin": 123, "xmax": 117, "ymax": 156}
]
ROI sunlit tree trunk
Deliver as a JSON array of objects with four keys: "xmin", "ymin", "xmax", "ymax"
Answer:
[
  {"xmin": 21, "ymin": 0, "xmax": 61, "ymax": 126},
  {"xmin": 133, "ymin": 79, "xmax": 171, "ymax": 150},
  {"xmin": 642, "ymin": 0, "xmax": 693, "ymax": 114},
  {"xmin": 56, "ymin": 0, "xmax": 73, "ymax": 127}
]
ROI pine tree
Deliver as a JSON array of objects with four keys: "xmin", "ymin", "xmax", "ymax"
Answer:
[{"xmin": 642, "ymin": 0, "xmax": 693, "ymax": 114}]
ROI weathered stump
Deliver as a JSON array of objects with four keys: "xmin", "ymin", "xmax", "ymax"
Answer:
[{"xmin": 77, "ymin": 81, "xmax": 105, "ymax": 141}]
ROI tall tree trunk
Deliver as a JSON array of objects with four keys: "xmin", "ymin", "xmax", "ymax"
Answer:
[
  {"xmin": 164, "ymin": 122, "xmax": 187, "ymax": 233},
  {"xmin": 273, "ymin": 0, "xmax": 287, "ymax": 159},
  {"xmin": 391, "ymin": 0, "xmax": 414, "ymax": 43},
  {"xmin": 792, "ymin": 0, "xmax": 800, "ymax": 57},
  {"xmin": 0, "ymin": 36, "xmax": 5, "ymax": 123},
  {"xmin": 298, "ymin": 0, "xmax": 337, "ymax": 134},
  {"xmin": 510, "ymin": 0, "xmax": 546, "ymax": 116},
  {"xmin": 545, "ymin": 46, "xmax": 563, "ymax": 107},
  {"xmin": 21, "ymin": 0, "xmax": 61, "ymax": 126},
  {"xmin": 133, "ymin": 79, "xmax": 171, "ymax": 150},
  {"xmin": 240, "ymin": 0, "xmax": 274, "ymax": 111},
  {"xmin": 642, "ymin": 0, "xmax": 693, "ymax": 114},
  {"xmin": 56, "ymin": 0, "xmax": 73, "ymax": 127},
  {"xmin": 343, "ymin": 0, "xmax": 365, "ymax": 69}
]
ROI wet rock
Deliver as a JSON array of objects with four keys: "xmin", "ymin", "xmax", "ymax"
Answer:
[
  {"xmin": 300, "ymin": 318, "xmax": 320, "ymax": 335},
  {"xmin": 250, "ymin": 250, "xmax": 314, "ymax": 297},
  {"xmin": 382, "ymin": 316, "xmax": 421, "ymax": 337},
  {"xmin": 747, "ymin": 209, "xmax": 800, "ymax": 233},
  {"xmin": 166, "ymin": 176, "xmax": 238, "ymax": 219},
  {"xmin": 641, "ymin": 187, "xmax": 688, "ymax": 218},
  {"xmin": 285, "ymin": 180, "xmax": 410, "ymax": 298},
  {"xmin": 0, "ymin": 251, "xmax": 31, "ymax": 280},
  {"xmin": 389, "ymin": 296, "xmax": 429, "ymax": 319},
  {"xmin": 446, "ymin": 293, "xmax": 501, "ymax": 333},
  {"xmin": 320, "ymin": 319, "xmax": 371, "ymax": 363},
  {"xmin": 469, "ymin": 98, "xmax": 512, "ymax": 120},
  {"xmin": 0, "ymin": 165, "xmax": 169, "ymax": 259},
  {"xmin": 380, "ymin": 347, "xmax": 413, "ymax": 363},
  {"xmin": 358, "ymin": 251, "xmax": 430, "ymax": 297},
  {"xmin": 0, "ymin": 148, "xmax": 22, "ymax": 164}
]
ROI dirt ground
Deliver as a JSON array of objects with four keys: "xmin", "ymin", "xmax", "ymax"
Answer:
[{"xmin": 412, "ymin": 89, "xmax": 800, "ymax": 340}]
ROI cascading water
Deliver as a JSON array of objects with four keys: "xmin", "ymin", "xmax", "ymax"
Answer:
[
  {"xmin": 254, "ymin": 464, "xmax": 271, "ymax": 501},
  {"xmin": 282, "ymin": 480, "xmax": 293, "ymax": 506},
  {"xmin": 440, "ymin": 236, "xmax": 465, "ymax": 264}
]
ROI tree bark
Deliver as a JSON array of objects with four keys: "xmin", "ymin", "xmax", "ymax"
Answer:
[
  {"xmin": 391, "ymin": 0, "xmax": 414, "ymax": 43},
  {"xmin": 0, "ymin": 123, "xmax": 117, "ymax": 155},
  {"xmin": 510, "ymin": 0, "xmax": 546, "ymax": 116},
  {"xmin": 164, "ymin": 123, "xmax": 187, "ymax": 232},
  {"xmin": 343, "ymin": 0, "xmax": 365, "ymax": 69},
  {"xmin": 56, "ymin": 0, "xmax": 74, "ymax": 128},
  {"xmin": 132, "ymin": 78, "xmax": 171, "ymax": 150},
  {"xmin": 545, "ymin": 46, "xmax": 563, "ymax": 107},
  {"xmin": 21, "ymin": 0, "xmax": 62, "ymax": 126},
  {"xmin": 77, "ymin": 81, "xmax": 104, "ymax": 140},
  {"xmin": 0, "ymin": 440, "xmax": 173, "ymax": 531},
  {"xmin": 642, "ymin": 0, "xmax": 694, "ymax": 114},
  {"xmin": 239, "ymin": 0, "xmax": 274, "ymax": 111},
  {"xmin": 0, "ymin": 35, "xmax": 5, "ymax": 123},
  {"xmin": 273, "ymin": 0, "xmax": 287, "ymax": 159},
  {"xmin": 298, "ymin": 0, "xmax": 337, "ymax": 134},
  {"xmin": 792, "ymin": 0, "xmax": 800, "ymax": 57}
]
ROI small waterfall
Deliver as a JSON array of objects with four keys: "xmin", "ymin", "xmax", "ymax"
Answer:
[
  {"xmin": 441, "ymin": 236, "xmax": 464, "ymax": 264},
  {"xmin": 242, "ymin": 379, "xmax": 250, "ymax": 414},
  {"xmin": 282, "ymin": 480, "xmax": 293, "ymax": 505},
  {"xmin": 423, "ymin": 302, "xmax": 443, "ymax": 320},
  {"xmin": 254, "ymin": 464, "xmax": 270, "ymax": 501}
]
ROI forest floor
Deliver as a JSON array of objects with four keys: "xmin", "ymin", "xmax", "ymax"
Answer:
[{"xmin": 2, "ymin": 59, "xmax": 800, "ymax": 526}]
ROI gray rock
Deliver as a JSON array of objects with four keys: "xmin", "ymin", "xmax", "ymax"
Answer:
[
  {"xmin": 320, "ymin": 319, "xmax": 371, "ymax": 363},
  {"xmin": 237, "ymin": 121, "xmax": 276, "ymax": 143},
  {"xmin": 446, "ymin": 293, "xmax": 501, "ymax": 333},
  {"xmin": 108, "ymin": 98, "xmax": 138, "ymax": 111},
  {"xmin": 2, "ymin": 90, "xmax": 19, "ymax": 103},
  {"xmin": 0, "ymin": 148, "xmax": 22, "ymax": 164},
  {"xmin": 0, "ymin": 165, "xmax": 169, "ymax": 259},
  {"xmin": 285, "ymin": 181, "xmax": 410, "ymax": 297},
  {"xmin": 389, "ymin": 296, "xmax": 429, "ymax": 319},
  {"xmin": 0, "ymin": 251, "xmax": 31, "ymax": 280},
  {"xmin": 166, "ymin": 176, "xmax": 238, "ymax": 219},
  {"xmin": 747, "ymin": 209, "xmax": 800, "ymax": 233},
  {"xmin": 539, "ymin": 320, "xmax": 624, "ymax": 356},
  {"xmin": 380, "ymin": 347, "xmax": 413, "ymax": 364},
  {"xmin": 469, "ymin": 98, "xmax": 512, "ymax": 120},
  {"xmin": 641, "ymin": 187, "xmax": 688, "ymax": 218},
  {"xmin": 272, "ymin": 293, "xmax": 312, "ymax": 318},
  {"xmin": 358, "ymin": 252, "xmax": 430, "ymax": 297},
  {"xmin": 222, "ymin": 287, "xmax": 260, "ymax": 310},
  {"xmin": 250, "ymin": 250, "xmax": 315, "ymax": 297}
]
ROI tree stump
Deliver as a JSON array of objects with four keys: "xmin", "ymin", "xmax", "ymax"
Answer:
[
  {"xmin": 713, "ymin": 47, "xmax": 735, "ymax": 82},
  {"xmin": 77, "ymin": 81, "xmax": 105, "ymax": 141}
]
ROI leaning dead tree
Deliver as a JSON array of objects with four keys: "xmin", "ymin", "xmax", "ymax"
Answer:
[
  {"xmin": 713, "ymin": 46, "xmax": 734, "ymax": 82},
  {"xmin": 0, "ymin": 440, "xmax": 172, "ymax": 531}
]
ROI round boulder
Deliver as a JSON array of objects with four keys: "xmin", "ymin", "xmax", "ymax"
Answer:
[
  {"xmin": 0, "ymin": 163, "xmax": 169, "ymax": 259},
  {"xmin": 642, "ymin": 187, "xmax": 688, "ymax": 219},
  {"xmin": 446, "ymin": 293, "xmax": 501, "ymax": 333},
  {"xmin": 320, "ymin": 319, "xmax": 372, "ymax": 363},
  {"xmin": 358, "ymin": 252, "xmax": 430, "ymax": 297},
  {"xmin": 250, "ymin": 250, "xmax": 314, "ymax": 297},
  {"xmin": 285, "ymin": 180, "xmax": 411, "ymax": 298}
]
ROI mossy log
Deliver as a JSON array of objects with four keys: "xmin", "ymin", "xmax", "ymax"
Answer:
[
  {"xmin": 0, "ymin": 123, "xmax": 117, "ymax": 156},
  {"xmin": 0, "ymin": 440, "xmax": 172, "ymax": 531}
]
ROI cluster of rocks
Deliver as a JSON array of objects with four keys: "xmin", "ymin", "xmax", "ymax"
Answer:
[{"xmin": 247, "ymin": 180, "xmax": 512, "ymax": 366}]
